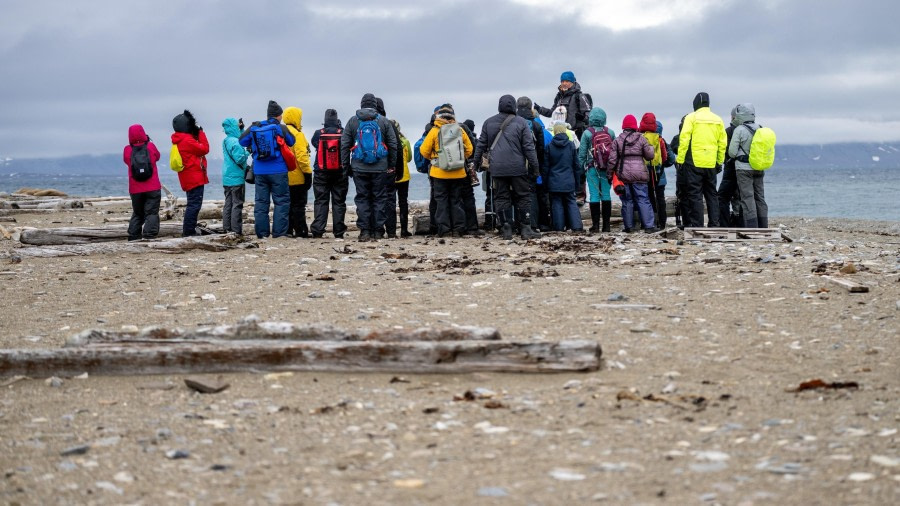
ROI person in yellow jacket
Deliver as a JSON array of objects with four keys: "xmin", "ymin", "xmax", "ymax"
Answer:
[
  {"xmin": 419, "ymin": 105, "xmax": 473, "ymax": 237},
  {"xmin": 283, "ymin": 107, "xmax": 312, "ymax": 237},
  {"xmin": 390, "ymin": 119, "xmax": 414, "ymax": 237},
  {"xmin": 676, "ymin": 92, "xmax": 727, "ymax": 228}
]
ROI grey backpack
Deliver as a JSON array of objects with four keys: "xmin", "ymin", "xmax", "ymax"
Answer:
[{"xmin": 435, "ymin": 123, "xmax": 466, "ymax": 170}]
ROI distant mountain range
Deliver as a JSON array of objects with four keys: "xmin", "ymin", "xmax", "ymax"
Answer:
[{"xmin": 1, "ymin": 142, "xmax": 899, "ymax": 175}]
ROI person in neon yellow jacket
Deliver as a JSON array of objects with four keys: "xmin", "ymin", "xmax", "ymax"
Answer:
[
  {"xmin": 676, "ymin": 92, "xmax": 727, "ymax": 228},
  {"xmin": 283, "ymin": 106, "xmax": 312, "ymax": 237}
]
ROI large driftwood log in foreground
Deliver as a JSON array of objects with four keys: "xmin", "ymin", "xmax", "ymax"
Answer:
[
  {"xmin": 18, "ymin": 224, "xmax": 186, "ymax": 245},
  {"xmin": 3, "ymin": 234, "xmax": 255, "ymax": 258},
  {"xmin": 0, "ymin": 320, "xmax": 601, "ymax": 376}
]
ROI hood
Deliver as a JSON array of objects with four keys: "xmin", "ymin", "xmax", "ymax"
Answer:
[
  {"xmin": 355, "ymin": 107, "xmax": 378, "ymax": 121},
  {"xmin": 734, "ymin": 103, "xmax": 755, "ymax": 124},
  {"xmin": 693, "ymin": 92, "xmax": 710, "ymax": 111},
  {"xmin": 730, "ymin": 105, "xmax": 740, "ymax": 127},
  {"xmin": 222, "ymin": 117, "xmax": 241, "ymax": 138},
  {"xmin": 128, "ymin": 124, "xmax": 148, "ymax": 144},
  {"xmin": 588, "ymin": 108, "xmax": 607, "ymax": 128},
  {"xmin": 639, "ymin": 112, "xmax": 657, "ymax": 133},
  {"xmin": 498, "ymin": 94, "xmax": 516, "ymax": 114},
  {"xmin": 360, "ymin": 93, "xmax": 378, "ymax": 110},
  {"xmin": 323, "ymin": 109, "xmax": 341, "ymax": 129},
  {"xmin": 656, "ymin": 120, "xmax": 663, "ymax": 135},
  {"xmin": 375, "ymin": 98, "xmax": 386, "ymax": 116},
  {"xmin": 283, "ymin": 107, "xmax": 303, "ymax": 130},
  {"xmin": 622, "ymin": 114, "xmax": 638, "ymax": 131},
  {"xmin": 551, "ymin": 132, "xmax": 570, "ymax": 147}
]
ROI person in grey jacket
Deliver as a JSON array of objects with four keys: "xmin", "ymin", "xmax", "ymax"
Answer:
[
  {"xmin": 340, "ymin": 93, "xmax": 398, "ymax": 241},
  {"xmin": 472, "ymin": 94, "xmax": 542, "ymax": 240},
  {"xmin": 728, "ymin": 103, "xmax": 768, "ymax": 228}
]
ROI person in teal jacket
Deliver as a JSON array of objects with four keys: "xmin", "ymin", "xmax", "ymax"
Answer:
[
  {"xmin": 578, "ymin": 107, "xmax": 616, "ymax": 232},
  {"xmin": 222, "ymin": 117, "xmax": 250, "ymax": 235}
]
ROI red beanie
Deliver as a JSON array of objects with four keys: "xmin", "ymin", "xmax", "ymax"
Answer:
[
  {"xmin": 622, "ymin": 114, "xmax": 638, "ymax": 131},
  {"xmin": 639, "ymin": 112, "xmax": 657, "ymax": 132}
]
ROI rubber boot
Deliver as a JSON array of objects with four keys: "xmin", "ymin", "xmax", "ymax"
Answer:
[
  {"xmin": 501, "ymin": 222, "xmax": 513, "ymax": 240},
  {"xmin": 757, "ymin": 216, "xmax": 768, "ymax": 228},
  {"xmin": 520, "ymin": 224, "xmax": 542, "ymax": 240},
  {"xmin": 589, "ymin": 202, "xmax": 600, "ymax": 233},
  {"xmin": 601, "ymin": 201, "xmax": 612, "ymax": 233},
  {"xmin": 400, "ymin": 212, "xmax": 411, "ymax": 237}
]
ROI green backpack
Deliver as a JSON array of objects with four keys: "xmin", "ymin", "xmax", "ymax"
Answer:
[
  {"xmin": 745, "ymin": 124, "xmax": 776, "ymax": 171},
  {"xmin": 434, "ymin": 122, "xmax": 466, "ymax": 171}
]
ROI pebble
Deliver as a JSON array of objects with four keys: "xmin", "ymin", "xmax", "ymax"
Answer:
[
  {"xmin": 549, "ymin": 468, "xmax": 586, "ymax": 481},
  {"xmin": 393, "ymin": 478, "xmax": 425, "ymax": 489},
  {"xmin": 563, "ymin": 380, "xmax": 582, "ymax": 390},
  {"xmin": 847, "ymin": 472, "xmax": 875, "ymax": 482},
  {"xmin": 607, "ymin": 292, "xmax": 628, "ymax": 302},
  {"xmin": 308, "ymin": 292, "xmax": 324, "ymax": 299},
  {"xmin": 59, "ymin": 444, "xmax": 90, "ymax": 456},
  {"xmin": 95, "ymin": 481, "xmax": 123, "ymax": 495},
  {"xmin": 662, "ymin": 382, "xmax": 677, "ymax": 394},
  {"xmin": 165, "ymin": 449, "xmax": 190, "ymax": 460},
  {"xmin": 44, "ymin": 376, "xmax": 64, "ymax": 388},
  {"xmin": 693, "ymin": 451, "xmax": 730, "ymax": 462},
  {"xmin": 871, "ymin": 455, "xmax": 899, "ymax": 468},
  {"xmin": 200, "ymin": 293, "xmax": 216, "ymax": 302},
  {"xmin": 477, "ymin": 487, "xmax": 509, "ymax": 497},
  {"xmin": 113, "ymin": 471, "xmax": 135, "ymax": 483}
]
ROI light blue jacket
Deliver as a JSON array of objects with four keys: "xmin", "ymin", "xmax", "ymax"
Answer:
[
  {"xmin": 578, "ymin": 108, "xmax": 616, "ymax": 169},
  {"xmin": 222, "ymin": 118, "xmax": 250, "ymax": 186}
]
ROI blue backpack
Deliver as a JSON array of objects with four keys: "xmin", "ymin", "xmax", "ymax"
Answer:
[
  {"xmin": 413, "ymin": 135, "xmax": 429, "ymax": 173},
  {"xmin": 249, "ymin": 122, "xmax": 281, "ymax": 161},
  {"xmin": 351, "ymin": 114, "xmax": 388, "ymax": 164}
]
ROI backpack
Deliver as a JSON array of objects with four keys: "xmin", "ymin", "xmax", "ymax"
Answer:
[
  {"xmin": 350, "ymin": 114, "xmax": 388, "ymax": 164},
  {"xmin": 316, "ymin": 129, "xmax": 342, "ymax": 170},
  {"xmin": 249, "ymin": 122, "xmax": 281, "ymax": 161},
  {"xmin": 642, "ymin": 132, "xmax": 667, "ymax": 167},
  {"xmin": 588, "ymin": 126, "xmax": 613, "ymax": 170},
  {"xmin": 744, "ymin": 125, "xmax": 776, "ymax": 170},
  {"xmin": 433, "ymin": 123, "xmax": 466, "ymax": 171},
  {"xmin": 413, "ymin": 136, "xmax": 429, "ymax": 173},
  {"xmin": 169, "ymin": 144, "xmax": 183, "ymax": 172},
  {"xmin": 130, "ymin": 143, "xmax": 154, "ymax": 182}
]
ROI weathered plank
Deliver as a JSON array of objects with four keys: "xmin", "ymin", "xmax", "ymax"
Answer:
[
  {"xmin": 65, "ymin": 321, "xmax": 502, "ymax": 346},
  {"xmin": 0, "ymin": 339, "xmax": 602, "ymax": 376},
  {"xmin": 2, "ymin": 234, "xmax": 254, "ymax": 258},
  {"xmin": 822, "ymin": 275, "xmax": 869, "ymax": 293},
  {"xmin": 684, "ymin": 227, "xmax": 785, "ymax": 242}
]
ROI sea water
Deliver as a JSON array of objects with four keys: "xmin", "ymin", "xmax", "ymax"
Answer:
[{"xmin": 1, "ymin": 166, "xmax": 897, "ymax": 222}]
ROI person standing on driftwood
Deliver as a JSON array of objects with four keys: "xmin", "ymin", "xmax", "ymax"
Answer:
[
  {"xmin": 171, "ymin": 110, "xmax": 210, "ymax": 237},
  {"xmin": 221, "ymin": 117, "xmax": 250, "ymax": 235},
  {"xmin": 123, "ymin": 124, "xmax": 162, "ymax": 240}
]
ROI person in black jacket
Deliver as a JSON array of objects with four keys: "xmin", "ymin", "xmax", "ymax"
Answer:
[
  {"xmin": 374, "ymin": 97, "xmax": 403, "ymax": 239},
  {"xmin": 458, "ymin": 118, "xmax": 485, "ymax": 236},
  {"xmin": 535, "ymin": 71, "xmax": 592, "ymax": 139},
  {"xmin": 670, "ymin": 115, "xmax": 686, "ymax": 228},
  {"xmin": 517, "ymin": 97, "xmax": 551, "ymax": 232},
  {"xmin": 472, "ymin": 94, "xmax": 542, "ymax": 240},
  {"xmin": 717, "ymin": 106, "xmax": 742, "ymax": 227},
  {"xmin": 310, "ymin": 109, "xmax": 348, "ymax": 238}
]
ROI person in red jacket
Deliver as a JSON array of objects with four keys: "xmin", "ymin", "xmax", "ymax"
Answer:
[
  {"xmin": 171, "ymin": 110, "xmax": 210, "ymax": 236},
  {"xmin": 123, "ymin": 124, "xmax": 162, "ymax": 240}
]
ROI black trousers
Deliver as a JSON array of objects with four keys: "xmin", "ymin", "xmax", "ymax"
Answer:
[
  {"xmin": 380, "ymin": 176, "xmax": 397, "ymax": 237},
  {"xmin": 289, "ymin": 179, "xmax": 311, "ymax": 237},
  {"xmin": 432, "ymin": 178, "xmax": 466, "ymax": 235},
  {"xmin": 492, "ymin": 175, "xmax": 532, "ymax": 225},
  {"xmin": 311, "ymin": 171, "xmax": 349, "ymax": 237},
  {"xmin": 717, "ymin": 164, "xmax": 740, "ymax": 227},
  {"xmin": 395, "ymin": 180, "xmax": 410, "ymax": 233},
  {"xmin": 128, "ymin": 189, "xmax": 161, "ymax": 240},
  {"xmin": 683, "ymin": 164, "xmax": 720, "ymax": 228},
  {"xmin": 353, "ymin": 171, "xmax": 393, "ymax": 234},
  {"xmin": 460, "ymin": 179, "xmax": 479, "ymax": 231}
]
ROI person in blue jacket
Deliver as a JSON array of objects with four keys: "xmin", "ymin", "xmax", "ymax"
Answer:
[
  {"xmin": 543, "ymin": 123, "xmax": 585, "ymax": 231},
  {"xmin": 239, "ymin": 100, "xmax": 295, "ymax": 238},
  {"xmin": 221, "ymin": 117, "xmax": 250, "ymax": 235}
]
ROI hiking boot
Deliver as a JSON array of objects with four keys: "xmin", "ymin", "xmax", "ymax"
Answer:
[
  {"xmin": 401, "ymin": 229, "xmax": 412, "ymax": 238},
  {"xmin": 501, "ymin": 223, "xmax": 513, "ymax": 240},
  {"xmin": 644, "ymin": 227, "xmax": 660, "ymax": 234},
  {"xmin": 467, "ymin": 228, "xmax": 485, "ymax": 237},
  {"xmin": 358, "ymin": 232, "xmax": 371, "ymax": 242},
  {"xmin": 520, "ymin": 224, "xmax": 542, "ymax": 240}
]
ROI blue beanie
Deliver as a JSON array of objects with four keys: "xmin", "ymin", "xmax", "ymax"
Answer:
[{"xmin": 560, "ymin": 71, "xmax": 576, "ymax": 83}]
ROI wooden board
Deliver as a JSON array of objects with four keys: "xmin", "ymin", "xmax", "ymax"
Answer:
[
  {"xmin": 822, "ymin": 275, "xmax": 870, "ymax": 293},
  {"xmin": 684, "ymin": 227, "xmax": 785, "ymax": 242}
]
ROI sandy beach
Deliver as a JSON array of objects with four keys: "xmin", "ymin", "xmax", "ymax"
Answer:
[{"xmin": 0, "ymin": 200, "xmax": 898, "ymax": 505}]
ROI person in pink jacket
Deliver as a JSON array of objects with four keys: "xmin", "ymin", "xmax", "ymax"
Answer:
[
  {"xmin": 607, "ymin": 115, "xmax": 656, "ymax": 233},
  {"xmin": 123, "ymin": 124, "xmax": 162, "ymax": 240}
]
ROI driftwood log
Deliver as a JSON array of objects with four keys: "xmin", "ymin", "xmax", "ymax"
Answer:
[
  {"xmin": 18, "ymin": 224, "xmax": 186, "ymax": 245},
  {"xmin": 2, "ymin": 234, "xmax": 255, "ymax": 258},
  {"xmin": 0, "ymin": 320, "xmax": 602, "ymax": 376}
]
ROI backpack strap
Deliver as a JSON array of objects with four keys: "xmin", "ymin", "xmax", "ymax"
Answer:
[{"xmin": 489, "ymin": 114, "xmax": 515, "ymax": 153}]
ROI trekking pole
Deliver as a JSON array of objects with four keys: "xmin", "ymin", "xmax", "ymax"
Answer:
[{"xmin": 486, "ymin": 172, "xmax": 495, "ymax": 230}]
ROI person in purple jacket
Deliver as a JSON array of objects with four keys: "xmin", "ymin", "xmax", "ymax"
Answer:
[{"xmin": 607, "ymin": 115, "xmax": 656, "ymax": 233}]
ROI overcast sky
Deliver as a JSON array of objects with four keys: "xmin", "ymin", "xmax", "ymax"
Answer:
[{"xmin": 1, "ymin": 0, "xmax": 898, "ymax": 158}]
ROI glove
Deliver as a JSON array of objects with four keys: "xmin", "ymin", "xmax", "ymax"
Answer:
[
  {"xmin": 580, "ymin": 174, "xmax": 586, "ymax": 186},
  {"xmin": 343, "ymin": 166, "xmax": 353, "ymax": 179},
  {"xmin": 716, "ymin": 164, "xmax": 723, "ymax": 174}
]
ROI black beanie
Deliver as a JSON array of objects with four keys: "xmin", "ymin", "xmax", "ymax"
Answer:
[
  {"xmin": 267, "ymin": 100, "xmax": 283, "ymax": 118},
  {"xmin": 323, "ymin": 109, "xmax": 340, "ymax": 128},
  {"xmin": 173, "ymin": 113, "xmax": 190, "ymax": 133},
  {"xmin": 375, "ymin": 97, "xmax": 387, "ymax": 116},
  {"xmin": 463, "ymin": 119, "xmax": 475, "ymax": 132},
  {"xmin": 693, "ymin": 92, "xmax": 710, "ymax": 111},
  {"xmin": 360, "ymin": 93, "xmax": 377, "ymax": 110}
]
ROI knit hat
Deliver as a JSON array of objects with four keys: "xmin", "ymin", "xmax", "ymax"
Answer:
[
  {"xmin": 639, "ymin": 112, "xmax": 657, "ymax": 132},
  {"xmin": 560, "ymin": 71, "xmax": 576, "ymax": 83},
  {"xmin": 323, "ymin": 109, "xmax": 341, "ymax": 128},
  {"xmin": 267, "ymin": 100, "xmax": 283, "ymax": 118},
  {"xmin": 552, "ymin": 123, "xmax": 568, "ymax": 135},
  {"xmin": 463, "ymin": 119, "xmax": 475, "ymax": 132},
  {"xmin": 693, "ymin": 92, "xmax": 710, "ymax": 111},
  {"xmin": 360, "ymin": 93, "xmax": 377, "ymax": 110},
  {"xmin": 655, "ymin": 120, "xmax": 663, "ymax": 135},
  {"xmin": 437, "ymin": 104, "xmax": 455, "ymax": 121},
  {"xmin": 622, "ymin": 114, "xmax": 638, "ymax": 131}
]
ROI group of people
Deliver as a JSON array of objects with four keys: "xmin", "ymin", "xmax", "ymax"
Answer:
[{"xmin": 122, "ymin": 72, "xmax": 770, "ymax": 242}]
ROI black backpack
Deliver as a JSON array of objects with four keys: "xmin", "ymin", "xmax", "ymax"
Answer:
[{"xmin": 130, "ymin": 143, "xmax": 154, "ymax": 182}]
